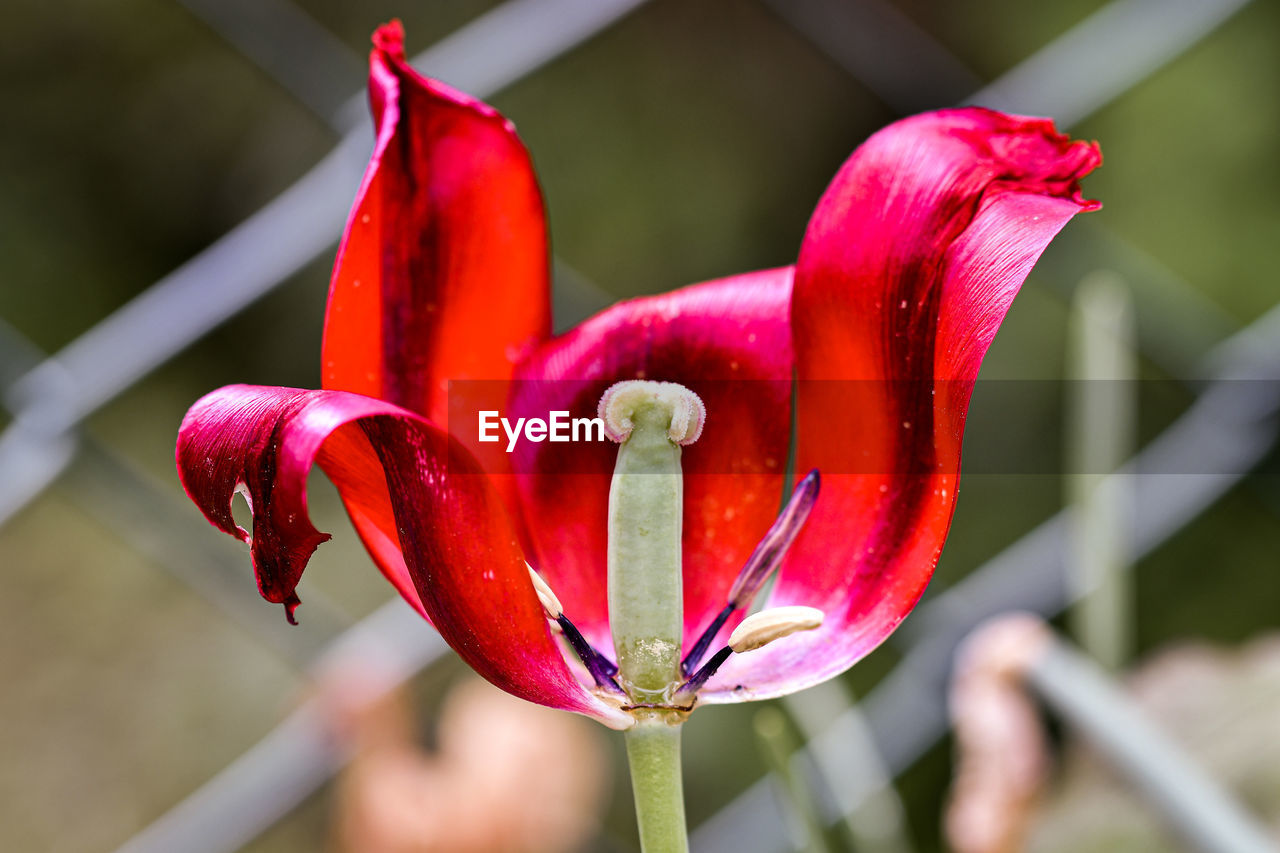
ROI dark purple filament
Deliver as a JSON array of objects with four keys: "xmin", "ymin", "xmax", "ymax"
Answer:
[
  {"xmin": 556, "ymin": 614, "xmax": 623, "ymax": 694},
  {"xmin": 679, "ymin": 646, "xmax": 733, "ymax": 695}
]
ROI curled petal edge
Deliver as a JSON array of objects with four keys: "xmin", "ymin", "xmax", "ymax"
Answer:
[{"xmin": 175, "ymin": 384, "xmax": 631, "ymax": 729}]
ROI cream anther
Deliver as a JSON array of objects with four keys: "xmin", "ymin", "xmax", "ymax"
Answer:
[
  {"xmin": 598, "ymin": 380, "xmax": 706, "ymax": 445},
  {"xmin": 728, "ymin": 606, "xmax": 824, "ymax": 653},
  {"xmin": 527, "ymin": 564, "xmax": 563, "ymax": 618}
]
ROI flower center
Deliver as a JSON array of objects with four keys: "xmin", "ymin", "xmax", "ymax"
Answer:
[{"xmin": 529, "ymin": 383, "xmax": 824, "ymax": 714}]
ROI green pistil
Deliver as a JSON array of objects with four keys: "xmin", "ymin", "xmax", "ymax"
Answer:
[{"xmin": 602, "ymin": 381, "xmax": 702, "ymax": 704}]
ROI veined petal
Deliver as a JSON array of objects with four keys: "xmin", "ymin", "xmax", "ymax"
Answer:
[
  {"xmin": 175, "ymin": 385, "xmax": 630, "ymax": 728},
  {"xmin": 505, "ymin": 270, "xmax": 794, "ymax": 654},
  {"xmin": 701, "ymin": 109, "xmax": 1100, "ymax": 701},
  {"xmin": 321, "ymin": 21, "xmax": 550, "ymax": 429}
]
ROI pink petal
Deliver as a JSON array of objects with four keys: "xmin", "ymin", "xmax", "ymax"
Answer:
[
  {"xmin": 500, "ymin": 270, "xmax": 794, "ymax": 654},
  {"xmin": 176, "ymin": 384, "xmax": 630, "ymax": 728},
  {"xmin": 701, "ymin": 109, "xmax": 1100, "ymax": 701},
  {"xmin": 321, "ymin": 21, "xmax": 550, "ymax": 431}
]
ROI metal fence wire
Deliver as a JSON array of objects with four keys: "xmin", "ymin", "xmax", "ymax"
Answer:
[{"xmin": 1, "ymin": 1, "xmax": 1274, "ymax": 852}]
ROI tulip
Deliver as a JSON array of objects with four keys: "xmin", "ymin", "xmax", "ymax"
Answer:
[{"xmin": 176, "ymin": 20, "xmax": 1099, "ymax": 850}]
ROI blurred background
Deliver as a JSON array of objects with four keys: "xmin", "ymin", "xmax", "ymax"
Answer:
[{"xmin": 2, "ymin": 0, "xmax": 1278, "ymax": 851}]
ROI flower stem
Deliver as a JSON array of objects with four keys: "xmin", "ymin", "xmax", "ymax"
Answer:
[{"xmin": 624, "ymin": 713, "xmax": 689, "ymax": 853}]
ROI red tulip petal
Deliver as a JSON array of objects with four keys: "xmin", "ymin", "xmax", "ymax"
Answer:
[
  {"xmin": 500, "ymin": 270, "xmax": 794, "ymax": 655},
  {"xmin": 312, "ymin": 424, "xmax": 425, "ymax": 622},
  {"xmin": 322, "ymin": 21, "xmax": 550, "ymax": 429},
  {"xmin": 176, "ymin": 384, "xmax": 631, "ymax": 728},
  {"xmin": 700, "ymin": 109, "xmax": 1100, "ymax": 701}
]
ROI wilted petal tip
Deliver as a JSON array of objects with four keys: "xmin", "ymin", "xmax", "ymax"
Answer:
[
  {"xmin": 371, "ymin": 20, "xmax": 406, "ymax": 59},
  {"xmin": 958, "ymin": 107, "xmax": 1102, "ymax": 208},
  {"xmin": 370, "ymin": 20, "xmax": 507, "ymax": 126},
  {"xmin": 284, "ymin": 595, "xmax": 300, "ymax": 625}
]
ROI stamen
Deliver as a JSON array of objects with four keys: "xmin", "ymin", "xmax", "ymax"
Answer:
[
  {"xmin": 681, "ymin": 603, "xmax": 734, "ymax": 678},
  {"xmin": 528, "ymin": 565, "xmax": 623, "ymax": 694},
  {"xmin": 728, "ymin": 606, "xmax": 824, "ymax": 652},
  {"xmin": 676, "ymin": 646, "xmax": 732, "ymax": 697},
  {"xmin": 557, "ymin": 615, "xmax": 624, "ymax": 693},
  {"xmin": 675, "ymin": 607, "xmax": 825, "ymax": 701},
  {"xmin": 681, "ymin": 471, "xmax": 820, "ymax": 675}
]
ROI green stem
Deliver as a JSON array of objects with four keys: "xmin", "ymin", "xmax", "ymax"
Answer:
[
  {"xmin": 625, "ymin": 714, "xmax": 689, "ymax": 853},
  {"xmin": 1066, "ymin": 272, "xmax": 1136, "ymax": 670}
]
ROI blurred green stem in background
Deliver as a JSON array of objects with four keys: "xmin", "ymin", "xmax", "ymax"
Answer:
[
  {"xmin": 783, "ymin": 680, "xmax": 915, "ymax": 853},
  {"xmin": 1027, "ymin": 633, "xmax": 1278, "ymax": 853},
  {"xmin": 755, "ymin": 705, "xmax": 831, "ymax": 853},
  {"xmin": 1066, "ymin": 272, "xmax": 1137, "ymax": 670}
]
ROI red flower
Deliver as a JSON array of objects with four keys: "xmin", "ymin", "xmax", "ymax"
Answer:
[{"xmin": 176, "ymin": 22, "xmax": 1099, "ymax": 729}]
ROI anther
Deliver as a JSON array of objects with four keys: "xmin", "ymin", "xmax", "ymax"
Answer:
[
  {"xmin": 675, "ymin": 606, "xmax": 825, "ymax": 700},
  {"xmin": 599, "ymin": 380, "xmax": 706, "ymax": 445},
  {"xmin": 682, "ymin": 471, "xmax": 820, "ymax": 675},
  {"xmin": 528, "ymin": 563, "xmax": 564, "ymax": 618},
  {"xmin": 727, "ymin": 605, "xmax": 824, "ymax": 652}
]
